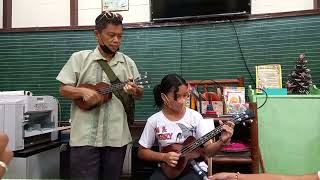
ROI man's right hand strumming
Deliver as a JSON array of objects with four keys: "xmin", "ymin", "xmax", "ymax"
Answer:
[
  {"xmin": 59, "ymin": 84, "xmax": 102, "ymax": 106},
  {"xmin": 79, "ymin": 88, "xmax": 103, "ymax": 107}
]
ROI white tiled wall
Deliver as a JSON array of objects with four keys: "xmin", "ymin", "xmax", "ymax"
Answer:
[
  {"xmin": 78, "ymin": 0, "xmax": 100, "ymax": 26},
  {"xmin": 0, "ymin": 0, "xmax": 316, "ymax": 29},
  {"xmin": 251, "ymin": 0, "xmax": 314, "ymax": 14},
  {"xmin": 116, "ymin": 3, "xmax": 150, "ymax": 23},
  {"xmin": 0, "ymin": 0, "xmax": 3, "ymax": 29},
  {"xmin": 78, "ymin": 0, "xmax": 149, "ymax": 26},
  {"xmin": 11, "ymin": 0, "xmax": 70, "ymax": 28}
]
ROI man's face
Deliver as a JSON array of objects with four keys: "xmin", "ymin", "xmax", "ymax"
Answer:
[{"xmin": 97, "ymin": 24, "xmax": 123, "ymax": 52}]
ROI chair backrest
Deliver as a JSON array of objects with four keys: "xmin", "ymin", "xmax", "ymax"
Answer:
[
  {"xmin": 187, "ymin": 76, "xmax": 244, "ymax": 88},
  {"xmin": 186, "ymin": 76, "xmax": 245, "ymax": 114}
]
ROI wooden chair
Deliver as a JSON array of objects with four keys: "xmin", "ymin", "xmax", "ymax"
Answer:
[{"xmin": 187, "ymin": 77, "xmax": 244, "ymax": 87}]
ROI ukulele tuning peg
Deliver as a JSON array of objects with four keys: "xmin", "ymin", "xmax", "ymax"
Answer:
[
  {"xmin": 141, "ymin": 72, "xmax": 147, "ymax": 78},
  {"xmin": 242, "ymin": 122, "xmax": 246, "ymax": 126}
]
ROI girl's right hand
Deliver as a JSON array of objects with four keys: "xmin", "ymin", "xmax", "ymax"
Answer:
[{"xmin": 162, "ymin": 152, "xmax": 181, "ymax": 167}]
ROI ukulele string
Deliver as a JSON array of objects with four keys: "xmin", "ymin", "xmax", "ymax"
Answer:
[
  {"xmin": 180, "ymin": 126, "xmax": 224, "ymax": 154},
  {"xmin": 180, "ymin": 128, "xmax": 222, "ymax": 154},
  {"xmin": 96, "ymin": 78, "xmax": 145, "ymax": 94},
  {"xmin": 180, "ymin": 113, "xmax": 247, "ymax": 154},
  {"xmin": 96, "ymin": 81, "xmax": 128, "ymax": 94}
]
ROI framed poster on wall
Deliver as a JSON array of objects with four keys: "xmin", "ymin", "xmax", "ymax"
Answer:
[
  {"xmin": 102, "ymin": 0, "xmax": 129, "ymax": 12},
  {"xmin": 255, "ymin": 64, "xmax": 282, "ymax": 93}
]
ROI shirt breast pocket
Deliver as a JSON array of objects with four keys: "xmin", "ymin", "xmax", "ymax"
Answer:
[{"xmin": 112, "ymin": 64, "xmax": 130, "ymax": 82}]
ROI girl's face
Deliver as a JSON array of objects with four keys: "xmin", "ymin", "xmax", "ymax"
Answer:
[{"xmin": 162, "ymin": 84, "xmax": 189, "ymax": 112}]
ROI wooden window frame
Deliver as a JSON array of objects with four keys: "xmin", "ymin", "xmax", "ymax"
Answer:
[
  {"xmin": 70, "ymin": 0, "xmax": 78, "ymax": 27},
  {"xmin": 315, "ymin": 0, "xmax": 320, "ymax": 9},
  {"xmin": 3, "ymin": 0, "xmax": 12, "ymax": 29}
]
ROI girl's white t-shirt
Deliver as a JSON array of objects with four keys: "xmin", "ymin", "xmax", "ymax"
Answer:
[{"xmin": 139, "ymin": 108, "xmax": 215, "ymax": 149}]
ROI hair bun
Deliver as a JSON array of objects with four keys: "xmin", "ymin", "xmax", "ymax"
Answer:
[{"xmin": 153, "ymin": 84, "xmax": 162, "ymax": 94}]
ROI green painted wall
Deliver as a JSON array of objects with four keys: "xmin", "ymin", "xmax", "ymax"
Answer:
[
  {"xmin": 0, "ymin": 14, "xmax": 320, "ymax": 121},
  {"xmin": 253, "ymin": 95, "xmax": 320, "ymax": 174}
]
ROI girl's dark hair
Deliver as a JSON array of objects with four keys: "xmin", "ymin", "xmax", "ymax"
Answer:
[
  {"xmin": 153, "ymin": 74, "xmax": 187, "ymax": 108},
  {"xmin": 95, "ymin": 11, "xmax": 123, "ymax": 31}
]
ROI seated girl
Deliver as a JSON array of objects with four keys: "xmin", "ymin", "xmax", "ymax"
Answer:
[{"xmin": 138, "ymin": 74, "xmax": 235, "ymax": 180}]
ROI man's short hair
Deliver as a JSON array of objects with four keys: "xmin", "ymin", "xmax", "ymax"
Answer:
[{"xmin": 95, "ymin": 11, "xmax": 123, "ymax": 31}]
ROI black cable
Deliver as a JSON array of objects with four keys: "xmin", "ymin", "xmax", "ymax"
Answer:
[
  {"xmin": 229, "ymin": 19, "xmax": 255, "ymax": 84},
  {"xmin": 229, "ymin": 19, "xmax": 268, "ymax": 109},
  {"xmin": 256, "ymin": 88, "xmax": 268, "ymax": 109},
  {"xmin": 180, "ymin": 27, "xmax": 183, "ymax": 76},
  {"xmin": 195, "ymin": 80, "xmax": 224, "ymax": 95},
  {"xmin": 189, "ymin": 80, "xmax": 223, "ymax": 114},
  {"xmin": 191, "ymin": 79, "xmax": 224, "ymax": 102}
]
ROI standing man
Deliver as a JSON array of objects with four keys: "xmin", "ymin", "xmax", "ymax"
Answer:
[{"xmin": 56, "ymin": 11, "xmax": 143, "ymax": 180}]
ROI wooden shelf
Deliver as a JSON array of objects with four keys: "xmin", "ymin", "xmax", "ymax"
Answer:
[
  {"xmin": 212, "ymin": 151, "xmax": 252, "ymax": 164},
  {"xmin": 208, "ymin": 103, "xmax": 260, "ymax": 174},
  {"xmin": 213, "ymin": 156, "xmax": 252, "ymax": 164},
  {"xmin": 187, "ymin": 77, "xmax": 244, "ymax": 86}
]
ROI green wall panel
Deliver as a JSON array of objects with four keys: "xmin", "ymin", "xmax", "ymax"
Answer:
[
  {"xmin": 253, "ymin": 95, "xmax": 320, "ymax": 174},
  {"xmin": 0, "ymin": 14, "xmax": 320, "ymax": 121}
]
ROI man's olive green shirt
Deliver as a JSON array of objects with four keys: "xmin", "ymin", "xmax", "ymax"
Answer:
[{"xmin": 56, "ymin": 47, "xmax": 140, "ymax": 147}]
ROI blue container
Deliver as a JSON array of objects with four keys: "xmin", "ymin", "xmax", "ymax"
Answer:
[{"xmin": 263, "ymin": 88, "xmax": 287, "ymax": 95}]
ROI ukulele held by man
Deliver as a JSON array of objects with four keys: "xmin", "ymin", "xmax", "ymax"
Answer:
[{"xmin": 75, "ymin": 74, "xmax": 151, "ymax": 110}]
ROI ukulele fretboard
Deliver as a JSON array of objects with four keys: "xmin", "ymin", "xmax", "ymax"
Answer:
[
  {"xmin": 96, "ymin": 81, "xmax": 128, "ymax": 95},
  {"xmin": 180, "ymin": 112, "xmax": 251, "ymax": 155}
]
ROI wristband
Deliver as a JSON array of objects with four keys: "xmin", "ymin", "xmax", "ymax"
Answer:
[{"xmin": 0, "ymin": 161, "xmax": 8, "ymax": 172}]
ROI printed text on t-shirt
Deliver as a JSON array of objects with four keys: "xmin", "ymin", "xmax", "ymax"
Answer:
[{"xmin": 155, "ymin": 126, "xmax": 173, "ymax": 140}]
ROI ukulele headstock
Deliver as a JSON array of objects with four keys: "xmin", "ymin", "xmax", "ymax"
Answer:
[
  {"xmin": 231, "ymin": 109, "xmax": 255, "ymax": 125},
  {"xmin": 134, "ymin": 72, "xmax": 152, "ymax": 87}
]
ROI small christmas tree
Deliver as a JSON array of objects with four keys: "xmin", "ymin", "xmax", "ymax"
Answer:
[{"xmin": 286, "ymin": 53, "xmax": 313, "ymax": 94}]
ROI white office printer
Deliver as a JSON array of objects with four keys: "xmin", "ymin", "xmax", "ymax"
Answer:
[{"xmin": 0, "ymin": 95, "xmax": 59, "ymax": 151}]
